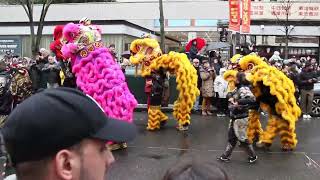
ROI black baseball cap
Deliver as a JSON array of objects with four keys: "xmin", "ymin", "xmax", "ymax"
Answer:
[{"xmin": 1, "ymin": 88, "xmax": 137, "ymax": 164}]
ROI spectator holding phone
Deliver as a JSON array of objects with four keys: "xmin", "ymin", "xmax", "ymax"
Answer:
[
  {"xmin": 298, "ymin": 61, "xmax": 320, "ymax": 119},
  {"xmin": 200, "ymin": 58, "xmax": 215, "ymax": 116}
]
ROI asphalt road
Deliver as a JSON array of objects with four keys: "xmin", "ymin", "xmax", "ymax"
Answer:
[{"xmin": 107, "ymin": 112, "xmax": 320, "ymax": 180}]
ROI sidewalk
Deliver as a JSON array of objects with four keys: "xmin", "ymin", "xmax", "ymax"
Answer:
[
  {"xmin": 135, "ymin": 104, "xmax": 174, "ymax": 112},
  {"xmin": 135, "ymin": 104, "xmax": 217, "ymax": 112}
]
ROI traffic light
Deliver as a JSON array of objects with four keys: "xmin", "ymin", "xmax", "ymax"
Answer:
[{"xmin": 219, "ymin": 28, "xmax": 228, "ymax": 42}]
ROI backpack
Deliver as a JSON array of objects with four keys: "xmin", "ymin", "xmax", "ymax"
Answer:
[
  {"xmin": 0, "ymin": 71, "xmax": 11, "ymax": 97},
  {"xmin": 0, "ymin": 71, "xmax": 13, "ymax": 115}
]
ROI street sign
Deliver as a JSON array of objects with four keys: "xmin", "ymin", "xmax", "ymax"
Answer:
[{"xmin": 0, "ymin": 36, "xmax": 22, "ymax": 57}]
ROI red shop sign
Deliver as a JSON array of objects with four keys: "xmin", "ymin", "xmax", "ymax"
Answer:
[
  {"xmin": 242, "ymin": 0, "xmax": 251, "ymax": 33},
  {"xmin": 229, "ymin": 0, "xmax": 241, "ymax": 32}
]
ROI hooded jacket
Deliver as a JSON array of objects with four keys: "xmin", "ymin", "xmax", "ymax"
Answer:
[{"xmin": 214, "ymin": 68, "xmax": 228, "ymax": 98}]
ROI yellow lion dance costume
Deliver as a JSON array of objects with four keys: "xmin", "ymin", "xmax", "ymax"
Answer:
[
  {"xmin": 224, "ymin": 54, "xmax": 301, "ymax": 151},
  {"xmin": 130, "ymin": 37, "xmax": 200, "ymax": 131}
]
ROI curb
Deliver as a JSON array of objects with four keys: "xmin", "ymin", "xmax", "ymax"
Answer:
[{"xmin": 134, "ymin": 104, "xmax": 217, "ymax": 113}]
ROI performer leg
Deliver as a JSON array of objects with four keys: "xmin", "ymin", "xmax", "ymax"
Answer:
[
  {"xmin": 147, "ymin": 105, "xmax": 161, "ymax": 131},
  {"xmin": 278, "ymin": 119, "xmax": 297, "ymax": 151},
  {"xmin": 218, "ymin": 120, "xmax": 237, "ymax": 162},
  {"xmin": 258, "ymin": 114, "xmax": 278, "ymax": 148},
  {"xmin": 159, "ymin": 110, "xmax": 169, "ymax": 128},
  {"xmin": 239, "ymin": 140, "xmax": 258, "ymax": 163},
  {"xmin": 176, "ymin": 112, "xmax": 191, "ymax": 131},
  {"xmin": 247, "ymin": 110, "xmax": 263, "ymax": 144}
]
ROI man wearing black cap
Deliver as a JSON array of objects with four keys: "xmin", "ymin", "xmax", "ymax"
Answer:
[{"xmin": 1, "ymin": 88, "xmax": 137, "ymax": 180}]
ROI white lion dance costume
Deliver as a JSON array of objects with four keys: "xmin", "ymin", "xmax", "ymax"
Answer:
[
  {"xmin": 130, "ymin": 37, "xmax": 199, "ymax": 131},
  {"xmin": 224, "ymin": 54, "xmax": 301, "ymax": 151}
]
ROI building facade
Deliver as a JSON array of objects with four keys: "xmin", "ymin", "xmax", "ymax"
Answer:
[{"xmin": 0, "ymin": 0, "xmax": 319, "ymax": 59}]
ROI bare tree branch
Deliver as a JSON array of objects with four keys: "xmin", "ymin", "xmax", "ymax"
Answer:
[
  {"xmin": 277, "ymin": 28, "xmax": 286, "ymax": 34},
  {"xmin": 18, "ymin": 0, "xmax": 30, "ymax": 17}
]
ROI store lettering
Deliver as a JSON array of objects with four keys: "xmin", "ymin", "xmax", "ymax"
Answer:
[{"xmin": 0, "ymin": 45, "xmax": 18, "ymax": 48}]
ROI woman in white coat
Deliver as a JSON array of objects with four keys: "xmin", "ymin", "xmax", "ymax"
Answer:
[{"xmin": 214, "ymin": 68, "xmax": 228, "ymax": 117}]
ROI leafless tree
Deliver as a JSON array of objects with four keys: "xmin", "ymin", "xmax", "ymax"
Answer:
[
  {"xmin": 0, "ymin": 0, "xmax": 54, "ymax": 57},
  {"xmin": 272, "ymin": 0, "xmax": 309, "ymax": 59},
  {"xmin": 159, "ymin": 0, "xmax": 165, "ymax": 52},
  {"xmin": 2, "ymin": 0, "xmax": 115, "ymax": 57}
]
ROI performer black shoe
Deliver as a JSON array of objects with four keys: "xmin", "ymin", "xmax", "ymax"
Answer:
[
  {"xmin": 160, "ymin": 121, "xmax": 167, "ymax": 128},
  {"xmin": 248, "ymin": 156, "xmax": 258, "ymax": 163},
  {"xmin": 217, "ymin": 155, "xmax": 231, "ymax": 162}
]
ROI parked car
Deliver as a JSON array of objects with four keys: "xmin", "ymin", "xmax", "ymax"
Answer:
[{"xmin": 311, "ymin": 82, "xmax": 320, "ymax": 117}]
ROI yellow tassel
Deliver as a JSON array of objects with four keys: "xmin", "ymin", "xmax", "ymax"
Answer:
[
  {"xmin": 60, "ymin": 70, "xmax": 65, "ymax": 85},
  {"xmin": 147, "ymin": 106, "xmax": 161, "ymax": 131},
  {"xmin": 159, "ymin": 110, "xmax": 168, "ymax": 122},
  {"xmin": 247, "ymin": 110, "xmax": 263, "ymax": 143},
  {"xmin": 260, "ymin": 115, "xmax": 278, "ymax": 144}
]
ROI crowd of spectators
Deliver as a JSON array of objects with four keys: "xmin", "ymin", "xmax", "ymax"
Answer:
[{"xmin": 191, "ymin": 48, "xmax": 320, "ymax": 120}]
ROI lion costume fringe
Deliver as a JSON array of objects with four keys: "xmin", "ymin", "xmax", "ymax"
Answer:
[
  {"xmin": 224, "ymin": 54, "xmax": 301, "ymax": 150},
  {"xmin": 130, "ymin": 37, "xmax": 199, "ymax": 131}
]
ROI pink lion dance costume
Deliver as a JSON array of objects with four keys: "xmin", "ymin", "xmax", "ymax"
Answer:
[{"xmin": 61, "ymin": 19, "xmax": 137, "ymax": 125}]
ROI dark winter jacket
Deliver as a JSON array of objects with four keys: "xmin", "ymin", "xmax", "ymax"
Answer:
[
  {"xmin": 228, "ymin": 85, "xmax": 257, "ymax": 119},
  {"xmin": 29, "ymin": 63, "xmax": 41, "ymax": 92},
  {"xmin": 195, "ymin": 67, "xmax": 202, "ymax": 90},
  {"xmin": 288, "ymin": 71, "xmax": 299, "ymax": 85},
  {"xmin": 149, "ymin": 70, "xmax": 166, "ymax": 105},
  {"xmin": 42, "ymin": 62, "xmax": 61, "ymax": 84},
  {"xmin": 297, "ymin": 70, "xmax": 320, "ymax": 90},
  {"xmin": 287, "ymin": 71, "xmax": 300, "ymax": 99},
  {"xmin": 37, "ymin": 59, "xmax": 48, "ymax": 89},
  {"xmin": 212, "ymin": 63, "xmax": 221, "ymax": 75},
  {"xmin": 189, "ymin": 45, "xmax": 198, "ymax": 60},
  {"xmin": 151, "ymin": 71, "xmax": 165, "ymax": 96}
]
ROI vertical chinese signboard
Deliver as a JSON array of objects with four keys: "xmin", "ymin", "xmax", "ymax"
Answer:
[
  {"xmin": 229, "ymin": 0, "xmax": 240, "ymax": 32},
  {"xmin": 242, "ymin": 0, "xmax": 251, "ymax": 33}
]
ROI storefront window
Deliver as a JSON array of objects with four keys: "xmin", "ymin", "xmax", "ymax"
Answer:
[
  {"xmin": 168, "ymin": 19, "xmax": 191, "ymax": 27},
  {"xmin": 194, "ymin": 20, "xmax": 217, "ymax": 27},
  {"xmin": 154, "ymin": 20, "xmax": 160, "ymax": 27}
]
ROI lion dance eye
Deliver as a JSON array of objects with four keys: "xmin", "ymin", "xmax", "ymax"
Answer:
[{"xmin": 80, "ymin": 50, "xmax": 88, "ymax": 58}]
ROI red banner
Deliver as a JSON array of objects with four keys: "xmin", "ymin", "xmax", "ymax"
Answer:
[
  {"xmin": 242, "ymin": 0, "xmax": 251, "ymax": 33},
  {"xmin": 229, "ymin": 0, "xmax": 241, "ymax": 32}
]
